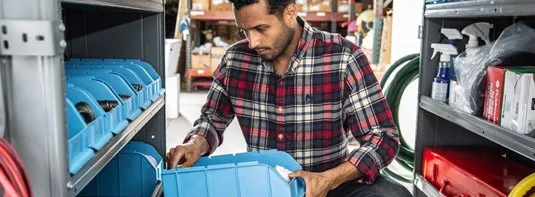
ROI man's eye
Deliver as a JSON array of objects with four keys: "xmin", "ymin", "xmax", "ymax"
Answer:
[{"xmin": 256, "ymin": 27, "xmax": 265, "ymax": 32}]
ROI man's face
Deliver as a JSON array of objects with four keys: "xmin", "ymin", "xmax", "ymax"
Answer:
[{"xmin": 234, "ymin": 0, "xmax": 295, "ymax": 60}]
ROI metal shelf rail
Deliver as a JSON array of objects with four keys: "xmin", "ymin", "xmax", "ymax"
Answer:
[
  {"xmin": 425, "ymin": 0, "xmax": 535, "ymax": 18},
  {"xmin": 420, "ymin": 96, "xmax": 535, "ymax": 162},
  {"xmin": 0, "ymin": 0, "xmax": 166, "ymax": 196},
  {"xmin": 190, "ymin": 10, "xmax": 348, "ymax": 22},
  {"xmin": 414, "ymin": 175, "xmax": 440, "ymax": 197},
  {"xmin": 415, "ymin": 0, "xmax": 535, "ymax": 196}
]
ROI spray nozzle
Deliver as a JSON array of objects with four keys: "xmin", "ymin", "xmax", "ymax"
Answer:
[
  {"xmin": 431, "ymin": 44, "xmax": 458, "ymax": 62},
  {"xmin": 462, "ymin": 22, "xmax": 494, "ymax": 48},
  {"xmin": 441, "ymin": 28, "xmax": 463, "ymax": 40}
]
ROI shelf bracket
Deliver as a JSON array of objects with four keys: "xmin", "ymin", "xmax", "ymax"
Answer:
[{"xmin": 0, "ymin": 20, "xmax": 65, "ymax": 56}]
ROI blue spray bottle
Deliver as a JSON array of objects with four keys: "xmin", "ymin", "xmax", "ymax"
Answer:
[{"xmin": 431, "ymin": 44, "xmax": 458, "ymax": 102}]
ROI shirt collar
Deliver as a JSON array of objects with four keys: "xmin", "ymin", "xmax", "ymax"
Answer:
[{"xmin": 294, "ymin": 16, "xmax": 314, "ymax": 63}]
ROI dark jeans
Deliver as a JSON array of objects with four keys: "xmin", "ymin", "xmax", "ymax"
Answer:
[{"xmin": 327, "ymin": 175, "xmax": 413, "ymax": 197}]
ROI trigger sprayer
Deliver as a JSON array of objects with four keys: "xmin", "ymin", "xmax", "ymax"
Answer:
[
  {"xmin": 462, "ymin": 22, "xmax": 494, "ymax": 50},
  {"xmin": 431, "ymin": 44, "xmax": 458, "ymax": 102},
  {"xmin": 441, "ymin": 28, "xmax": 463, "ymax": 45}
]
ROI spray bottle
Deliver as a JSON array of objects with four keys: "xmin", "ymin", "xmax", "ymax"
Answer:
[
  {"xmin": 431, "ymin": 44, "xmax": 458, "ymax": 102},
  {"xmin": 441, "ymin": 28, "xmax": 463, "ymax": 45},
  {"xmin": 433, "ymin": 28, "xmax": 462, "ymax": 103},
  {"xmin": 462, "ymin": 22, "xmax": 494, "ymax": 53}
]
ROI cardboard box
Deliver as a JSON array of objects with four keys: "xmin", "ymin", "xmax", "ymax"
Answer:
[
  {"xmin": 380, "ymin": 15, "xmax": 392, "ymax": 65},
  {"xmin": 192, "ymin": 0, "xmax": 210, "ymax": 11},
  {"xmin": 483, "ymin": 66, "xmax": 507, "ymax": 124},
  {"xmin": 338, "ymin": 2, "xmax": 364, "ymax": 13},
  {"xmin": 211, "ymin": 0, "xmax": 232, "ymax": 11},
  {"xmin": 500, "ymin": 67, "xmax": 535, "ymax": 136},
  {"xmin": 296, "ymin": 0, "xmax": 308, "ymax": 12},
  {"xmin": 211, "ymin": 47, "xmax": 226, "ymax": 72},
  {"xmin": 308, "ymin": 0, "xmax": 332, "ymax": 12},
  {"xmin": 484, "ymin": 66, "xmax": 535, "ymax": 136},
  {"xmin": 192, "ymin": 52, "xmax": 211, "ymax": 70}
]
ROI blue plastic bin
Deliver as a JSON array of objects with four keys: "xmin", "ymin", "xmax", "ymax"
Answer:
[
  {"xmin": 67, "ymin": 77, "xmax": 129, "ymax": 135},
  {"xmin": 66, "ymin": 85, "xmax": 113, "ymax": 152},
  {"xmin": 162, "ymin": 150, "xmax": 306, "ymax": 197},
  {"xmin": 66, "ymin": 59, "xmax": 162, "ymax": 102},
  {"xmin": 66, "ymin": 65, "xmax": 152, "ymax": 109},
  {"xmin": 79, "ymin": 142, "xmax": 163, "ymax": 197},
  {"xmin": 107, "ymin": 59, "xmax": 166, "ymax": 97},
  {"xmin": 68, "ymin": 59, "xmax": 165, "ymax": 98},
  {"xmin": 66, "ymin": 70, "xmax": 142, "ymax": 121}
]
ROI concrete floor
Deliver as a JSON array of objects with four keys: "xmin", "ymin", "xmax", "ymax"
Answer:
[{"xmin": 165, "ymin": 90, "xmax": 247, "ymax": 155}]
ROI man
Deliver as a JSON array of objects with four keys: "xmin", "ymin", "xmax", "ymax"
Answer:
[{"xmin": 167, "ymin": 0, "xmax": 412, "ymax": 196}]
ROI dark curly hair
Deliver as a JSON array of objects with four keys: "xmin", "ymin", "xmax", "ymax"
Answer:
[{"xmin": 229, "ymin": 0, "xmax": 295, "ymax": 18}]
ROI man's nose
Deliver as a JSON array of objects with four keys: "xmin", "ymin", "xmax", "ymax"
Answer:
[{"xmin": 247, "ymin": 31, "xmax": 261, "ymax": 49}]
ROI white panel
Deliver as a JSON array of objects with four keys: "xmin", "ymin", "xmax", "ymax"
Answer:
[{"xmin": 391, "ymin": 0, "xmax": 423, "ymax": 63}]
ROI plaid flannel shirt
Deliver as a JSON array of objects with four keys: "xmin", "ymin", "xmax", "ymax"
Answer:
[{"xmin": 185, "ymin": 17, "xmax": 399, "ymax": 184}]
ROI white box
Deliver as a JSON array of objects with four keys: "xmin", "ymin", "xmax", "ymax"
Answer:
[
  {"xmin": 500, "ymin": 67, "xmax": 535, "ymax": 136},
  {"xmin": 166, "ymin": 74, "xmax": 181, "ymax": 119},
  {"xmin": 165, "ymin": 39, "xmax": 181, "ymax": 78}
]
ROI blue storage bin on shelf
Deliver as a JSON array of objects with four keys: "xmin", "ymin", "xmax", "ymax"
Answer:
[
  {"xmin": 65, "ymin": 64, "xmax": 152, "ymax": 110},
  {"xmin": 66, "ymin": 85, "xmax": 113, "ymax": 152},
  {"xmin": 65, "ymin": 98, "xmax": 95, "ymax": 175},
  {"xmin": 66, "ymin": 69, "xmax": 142, "ymax": 121},
  {"xmin": 107, "ymin": 59, "xmax": 166, "ymax": 97},
  {"xmin": 79, "ymin": 141, "xmax": 163, "ymax": 197},
  {"xmin": 162, "ymin": 150, "xmax": 306, "ymax": 197},
  {"xmin": 67, "ymin": 77, "xmax": 129, "ymax": 135},
  {"xmin": 67, "ymin": 59, "xmax": 162, "ymax": 102}
]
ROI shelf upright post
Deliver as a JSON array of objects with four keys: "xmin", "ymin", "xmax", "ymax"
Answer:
[
  {"xmin": 0, "ymin": 0, "xmax": 68, "ymax": 196},
  {"xmin": 331, "ymin": 0, "xmax": 338, "ymax": 33},
  {"xmin": 185, "ymin": 0, "xmax": 193, "ymax": 92}
]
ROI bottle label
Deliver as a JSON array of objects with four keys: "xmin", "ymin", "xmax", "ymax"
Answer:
[{"xmin": 432, "ymin": 82, "xmax": 448, "ymax": 102}]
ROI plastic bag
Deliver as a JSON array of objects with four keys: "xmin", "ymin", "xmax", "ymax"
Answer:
[{"xmin": 452, "ymin": 22, "xmax": 535, "ymax": 115}]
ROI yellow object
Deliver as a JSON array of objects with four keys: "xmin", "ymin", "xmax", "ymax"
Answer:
[
  {"xmin": 510, "ymin": 173, "xmax": 535, "ymax": 197},
  {"xmin": 356, "ymin": 10, "xmax": 374, "ymax": 37}
]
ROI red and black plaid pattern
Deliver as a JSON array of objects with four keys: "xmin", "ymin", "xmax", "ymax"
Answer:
[{"xmin": 185, "ymin": 17, "xmax": 399, "ymax": 184}]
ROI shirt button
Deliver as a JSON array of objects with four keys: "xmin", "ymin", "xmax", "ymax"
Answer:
[
  {"xmin": 278, "ymin": 134, "xmax": 284, "ymax": 140},
  {"xmin": 277, "ymin": 107, "xmax": 283, "ymax": 113}
]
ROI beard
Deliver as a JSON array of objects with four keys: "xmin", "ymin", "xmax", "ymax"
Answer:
[{"xmin": 258, "ymin": 23, "xmax": 295, "ymax": 61}]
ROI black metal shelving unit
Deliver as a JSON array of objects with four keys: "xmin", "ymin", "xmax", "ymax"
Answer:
[{"xmin": 414, "ymin": 1, "xmax": 535, "ymax": 196}]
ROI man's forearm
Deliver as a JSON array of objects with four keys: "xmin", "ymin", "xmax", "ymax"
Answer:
[{"xmin": 324, "ymin": 162, "xmax": 363, "ymax": 189}]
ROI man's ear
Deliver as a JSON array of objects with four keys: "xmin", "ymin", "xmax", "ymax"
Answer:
[{"xmin": 284, "ymin": 4, "xmax": 298, "ymax": 24}]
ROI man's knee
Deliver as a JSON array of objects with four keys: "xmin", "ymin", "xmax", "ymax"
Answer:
[{"xmin": 365, "ymin": 175, "xmax": 412, "ymax": 197}]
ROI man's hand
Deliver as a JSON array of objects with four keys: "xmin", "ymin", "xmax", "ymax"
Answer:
[
  {"xmin": 289, "ymin": 162, "xmax": 363, "ymax": 197},
  {"xmin": 166, "ymin": 135, "xmax": 209, "ymax": 169},
  {"xmin": 289, "ymin": 171, "xmax": 334, "ymax": 197}
]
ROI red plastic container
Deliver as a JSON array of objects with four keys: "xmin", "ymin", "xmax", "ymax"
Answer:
[{"xmin": 422, "ymin": 147, "xmax": 534, "ymax": 197}]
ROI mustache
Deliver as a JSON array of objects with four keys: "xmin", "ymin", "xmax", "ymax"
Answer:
[{"xmin": 254, "ymin": 47, "xmax": 271, "ymax": 51}]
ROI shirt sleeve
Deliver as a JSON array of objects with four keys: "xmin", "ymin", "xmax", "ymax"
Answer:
[
  {"xmin": 183, "ymin": 54, "xmax": 235, "ymax": 155},
  {"xmin": 342, "ymin": 49, "xmax": 400, "ymax": 184}
]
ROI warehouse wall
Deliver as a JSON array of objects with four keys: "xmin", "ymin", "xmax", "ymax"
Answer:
[
  {"xmin": 389, "ymin": 0, "xmax": 424, "ymax": 149},
  {"xmin": 391, "ymin": 0, "xmax": 423, "ymax": 62}
]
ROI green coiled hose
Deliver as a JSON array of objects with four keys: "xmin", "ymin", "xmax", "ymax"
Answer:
[{"xmin": 379, "ymin": 54, "xmax": 420, "ymax": 183}]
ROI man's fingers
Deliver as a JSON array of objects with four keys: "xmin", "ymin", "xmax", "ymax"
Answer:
[
  {"xmin": 169, "ymin": 148, "xmax": 185, "ymax": 169},
  {"xmin": 289, "ymin": 170, "xmax": 304, "ymax": 178},
  {"xmin": 180, "ymin": 154, "xmax": 199, "ymax": 168}
]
